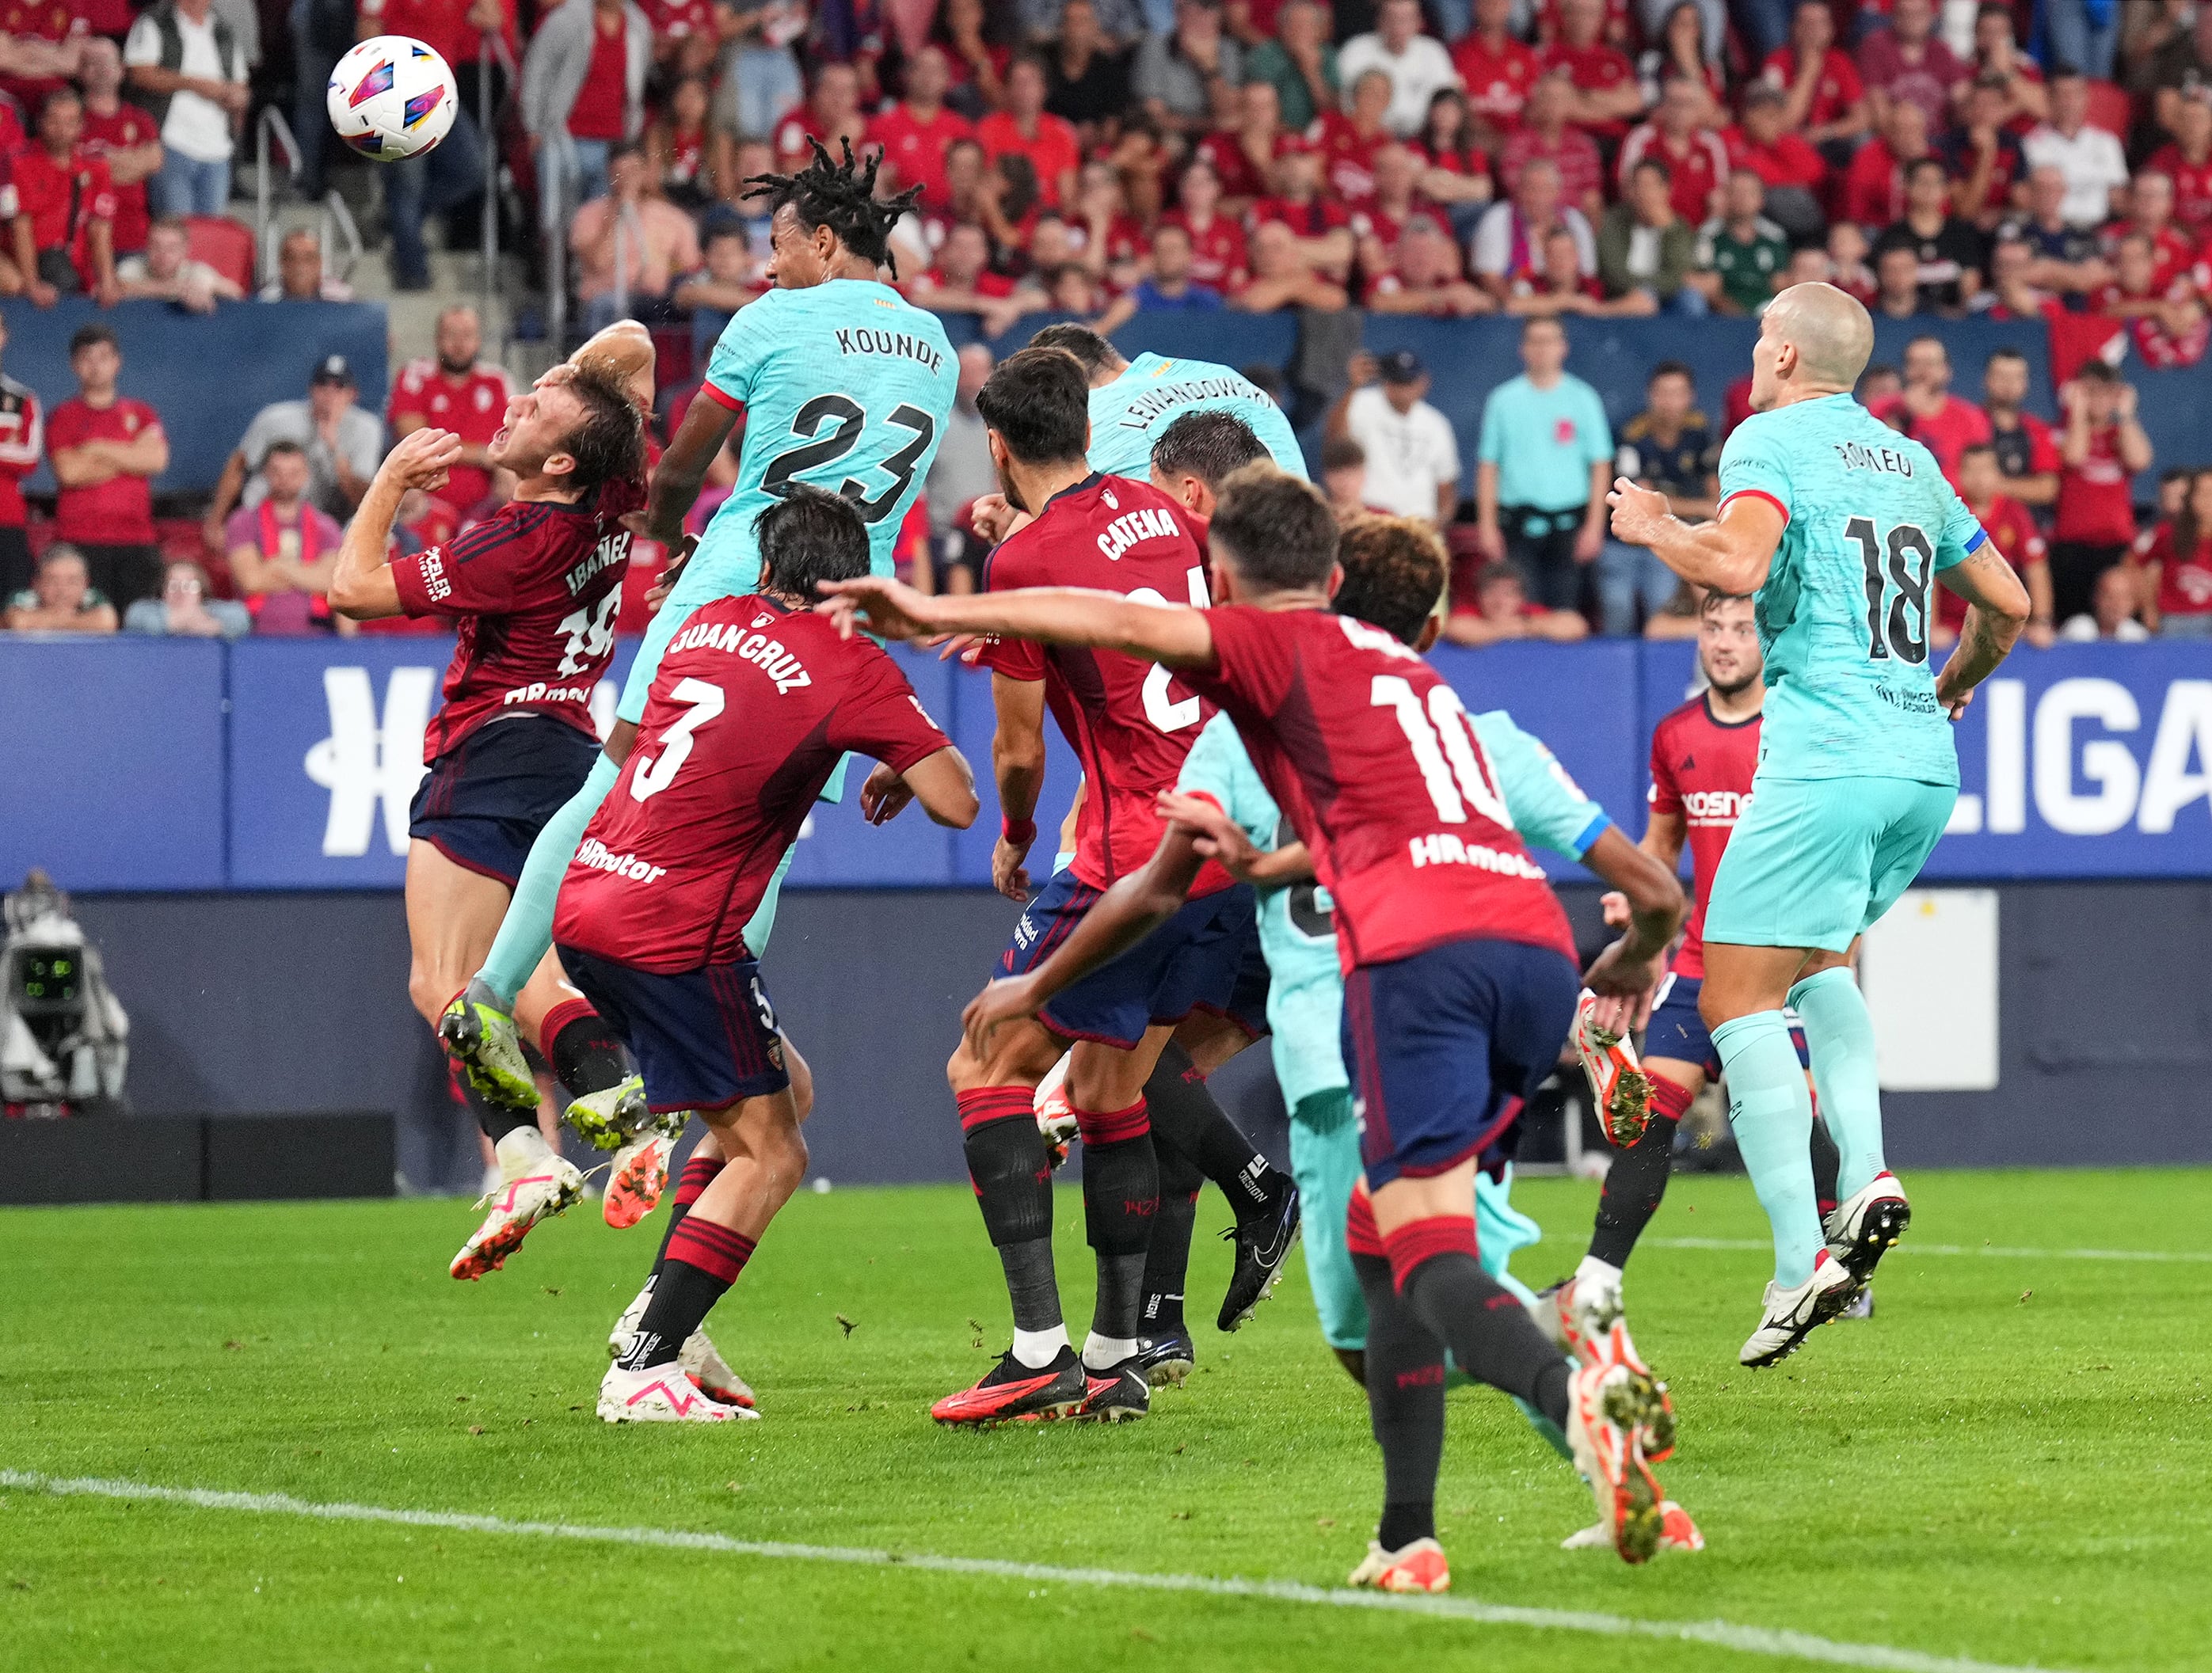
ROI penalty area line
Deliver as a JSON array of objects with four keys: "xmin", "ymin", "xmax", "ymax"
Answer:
[{"xmin": 0, "ymin": 1469, "xmax": 2071, "ymax": 1673}]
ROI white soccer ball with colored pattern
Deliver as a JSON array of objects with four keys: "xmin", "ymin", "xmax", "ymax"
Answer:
[{"xmin": 327, "ymin": 35, "xmax": 458, "ymax": 162}]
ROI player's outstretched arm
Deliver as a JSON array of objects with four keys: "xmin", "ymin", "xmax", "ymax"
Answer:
[
  {"xmin": 1154, "ymin": 790, "xmax": 1314, "ymax": 887},
  {"xmin": 893, "ymin": 745, "xmax": 980, "ymax": 829},
  {"xmin": 1607, "ymin": 477, "xmax": 1787, "ymax": 596},
  {"xmin": 1932, "ymin": 545, "xmax": 2031, "ymax": 720},
  {"xmin": 329, "ymin": 428, "xmax": 464, "ymax": 621},
  {"xmin": 565, "ymin": 320, "xmax": 657, "ymax": 413},
  {"xmin": 818, "ymin": 576, "xmax": 1217, "ymax": 669},
  {"xmin": 961, "ymin": 827, "xmax": 1212, "ymax": 1058},
  {"xmin": 1598, "ymin": 806, "xmax": 1685, "ymax": 930},
  {"xmin": 1578, "ymin": 824, "xmax": 1686, "ymax": 1032}
]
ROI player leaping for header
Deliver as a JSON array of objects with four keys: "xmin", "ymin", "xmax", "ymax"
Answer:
[
  {"xmin": 1607, "ymin": 282, "xmax": 2030, "ymax": 1367},
  {"xmin": 820, "ymin": 462, "xmax": 1691, "ymax": 1566}
]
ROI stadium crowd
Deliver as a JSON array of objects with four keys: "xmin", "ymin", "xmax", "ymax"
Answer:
[{"xmin": 0, "ymin": 0, "xmax": 2208, "ymax": 639}]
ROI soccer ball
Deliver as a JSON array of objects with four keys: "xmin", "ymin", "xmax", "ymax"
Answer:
[{"xmin": 327, "ymin": 35, "xmax": 457, "ymax": 162}]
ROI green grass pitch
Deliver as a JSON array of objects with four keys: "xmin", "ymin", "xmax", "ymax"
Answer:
[{"xmin": 2, "ymin": 1166, "xmax": 2207, "ymax": 1672}]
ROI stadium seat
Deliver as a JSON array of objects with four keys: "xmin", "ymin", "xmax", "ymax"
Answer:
[
  {"xmin": 2084, "ymin": 78, "xmax": 2134, "ymax": 138},
  {"xmin": 185, "ymin": 216, "xmax": 257, "ymax": 293}
]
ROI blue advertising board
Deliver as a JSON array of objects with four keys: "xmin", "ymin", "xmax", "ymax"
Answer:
[{"xmin": 7, "ymin": 635, "xmax": 2207, "ymax": 893}]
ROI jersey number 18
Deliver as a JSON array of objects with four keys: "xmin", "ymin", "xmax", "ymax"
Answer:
[{"xmin": 1847, "ymin": 515, "xmax": 1933, "ymax": 666}]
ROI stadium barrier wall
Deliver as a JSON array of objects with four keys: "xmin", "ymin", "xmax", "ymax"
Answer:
[{"xmin": 6, "ymin": 636, "xmax": 2208, "ymax": 894}]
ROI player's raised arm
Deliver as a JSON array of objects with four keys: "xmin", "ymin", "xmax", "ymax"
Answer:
[
  {"xmin": 329, "ymin": 427, "xmax": 463, "ymax": 620},
  {"xmin": 635, "ymin": 379, "xmax": 741, "ymax": 549},
  {"xmin": 817, "ymin": 576, "xmax": 1219, "ymax": 668},
  {"xmin": 1607, "ymin": 481, "xmax": 1789, "ymax": 596},
  {"xmin": 1932, "ymin": 542, "xmax": 2031, "ymax": 720},
  {"xmin": 565, "ymin": 320, "xmax": 657, "ymax": 413}
]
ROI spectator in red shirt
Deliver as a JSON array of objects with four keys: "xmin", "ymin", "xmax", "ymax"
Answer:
[
  {"xmin": 1414, "ymin": 89, "xmax": 1496, "ymax": 233},
  {"xmin": 1942, "ymin": 74, "xmax": 2028, "ymax": 229},
  {"xmin": 45, "ymin": 323, "xmax": 166, "ymax": 606},
  {"xmin": 1445, "ymin": 557, "xmax": 1588, "ymax": 644},
  {"xmin": 388, "ymin": 306, "xmax": 516, "ymax": 516},
  {"xmin": 1981, "ymin": 344, "xmax": 2059, "ymax": 508},
  {"xmin": 646, "ymin": 71, "xmax": 725, "ymax": 211},
  {"xmin": 1724, "ymin": 83, "xmax": 1825, "ymax": 241},
  {"xmin": 1859, "ymin": 0, "xmax": 1965, "ymax": 134},
  {"xmin": 1841, "ymin": 97, "xmax": 1930, "ymax": 230},
  {"xmin": 1867, "ymin": 335, "xmax": 1991, "ymax": 485},
  {"xmin": 1194, "ymin": 78, "xmax": 1285, "ymax": 214},
  {"xmin": 2115, "ymin": 170, "xmax": 2196, "ymax": 290},
  {"xmin": 2146, "ymin": 90, "xmax": 2212, "ymax": 241},
  {"xmin": 775, "ymin": 61, "xmax": 868, "ymax": 174},
  {"xmin": 1937, "ymin": 442, "xmax": 2054, "ymax": 648},
  {"xmin": 1510, "ymin": 219, "xmax": 1647, "ymax": 314},
  {"xmin": 10, "ymin": 88, "xmax": 120, "ymax": 306},
  {"xmin": 2051, "ymin": 363, "xmax": 2155, "ymax": 621},
  {"xmin": 1347, "ymin": 141, "xmax": 1423, "ymax": 276},
  {"xmin": 76, "ymin": 36, "xmax": 159, "ymax": 259},
  {"xmin": 907, "ymin": 219, "xmax": 1041, "ymax": 332},
  {"xmin": 1250, "ymin": 139, "xmax": 1355, "ymax": 283},
  {"xmin": 1366, "ymin": 209, "xmax": 1491, "ymax": 314},
  {"xmin": 1618, "ymin": 75, "xmax": 1730, "ymax": 228},
  {"xmin": 1500, "ymin": 71, "xmax": 1605, "ymax": 226},
  {"xmin": 1313, "ymin": 66, "xmax": 1395, "ymax": 202},
  {"xmin": 643, "ymin": 0, "xmax": 719, "ymax": 75},
  {"xmin": 1232, "ymin": 215, "xmax": 1349, "ymax": 310},
  {"xmin": 0, "ymin": 312, "xmax": 39, "ymax": 600},
  {"xmin": 519, "ymin": 0, "xmax": 649, "ymax": 212},
  {"xmin": 2092, "ymin": 229, "xmax": 2177, "ymax": 321},
  {"xmin": 1452, "ymin": 0, "xmax": 1541, "ymax": 140},
  {"xmin": 1542, "ymin": 0, "xmax": 1641, "ymax": 144},
  {"xmin": 868, "ymin": 44, "xmax": 973, "ymax": 211},
  {"xmin": 1966, "ymin": 2, "xmax": 2046, "ymax": 129},
  {"xmin": 1826, "ymin": 218, "xmax": 1879, "ymax": 305},
  {"xmin": 0, "ymin": 0, "xmax": 80, "ymax": 112},
  {"xmin": 223, "ymin": 440, "xmax": 346, "ymax": 636},
  {"xmin": 977, "ymin": 55, "xmax": 1081, "ymax": 208},
  {"xmin": 1165, "ymin": 155, "xmax": 1247, "ymax": 289},
  {"xmin": 1070, "ymin": 158, "xmax": 1148, "ymax": 291},
  {"xmin": 2140, "ymin": 467, "xmax": 2212, "ymax": 638},
  {"xmin": 1761, "ymin": 0, "xmax": 1867, "ymax": 162}
]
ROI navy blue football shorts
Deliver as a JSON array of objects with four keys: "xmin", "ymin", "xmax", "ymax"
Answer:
[
  {"xmin": 1000, "ymin": 871, "xmax": 1260, "ymax": 1051},
  {"xmin": 409, "ymin": 713, "xmax": 603, "ymax": 887},
  {"xmin": 1340, "ymin": 936, "xmax": 1580, "ymax": 1191},
  {"xmin": 555, "ymin": 945, "xmax": 790, "ymax": 1116},
  {"xmin": 1643, "ymin": 971, "xmax": 1810, "ymax": 1078}
]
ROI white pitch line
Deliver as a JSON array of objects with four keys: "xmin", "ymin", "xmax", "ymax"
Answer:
[
  {"xmin": 0, "ymin": 1470, "xmax": 2073, "ymax": 1673},
  {"xmin": 1626, "ymin": 1238, "xmax": 2212, "ymax": 1264}
]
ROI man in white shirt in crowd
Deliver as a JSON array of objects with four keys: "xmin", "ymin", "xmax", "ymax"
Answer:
[
  {"xmin": 1336, "ymin": 0, "xmax": 1458, "ymax": 139},
  {"xmin": 124, "ymin": 0, "xmax": 249, "ymax": 217},
  {"xmin": 2020, "ymin": 67, "xmax": 2129, "ymax": 230},
  {"xmin": 1324, "ymin": 348, "xmax": 1462, "ymax": 525}
]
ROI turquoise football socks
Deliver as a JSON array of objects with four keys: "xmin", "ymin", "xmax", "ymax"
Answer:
[{"xmin": 1712, "ymin": 1010, "xmax": 1826, "ymax": 1287}]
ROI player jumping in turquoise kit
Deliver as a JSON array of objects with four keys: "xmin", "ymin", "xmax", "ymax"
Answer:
[
  {"xmin": 440, "ymin": 139, "xmax": 957, "ymax": 1118},
  {"xmin": 1606, "ymin": 282, "xmax": 2031, "ymax": 1367}
]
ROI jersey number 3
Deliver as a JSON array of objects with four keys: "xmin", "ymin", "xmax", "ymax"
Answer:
[
  {"xmin": 1847, "ymin": 515, "xmax": 1932, "ymax": 665},
  {"xmin": 629, "ymin": 678, "xmax": 723, "ymax": 801},
  {"xmin": 760, "ymin": 394, "xmax": 935, "ymax": 524}
]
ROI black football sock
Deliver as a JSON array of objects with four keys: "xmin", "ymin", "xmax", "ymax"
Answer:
[
  {"xmin": 652, "ymin": 1153, "xmax": 725, "ymax": 1279},
  {"xmin": 1139, "ymin": 1129, "xmax": 1205, "ymax": 1337},
  {"xmin": 617, "ymin": 1219, "xmax": 755, "ymax": 1371},
  {"xmin": 1076, "ymin": 1100, "xmax": 1158, "ymax": 1354},
  {"xmin": 958, "ymin": 1089, "xmax": 1061, "ymax": 1340},
  {"xmin": 1588, "ymin": 1074, "xmax": 1692, "ymax": 1268},
  {"xmin": 1391, "ymin": 1224, "xmax": 1572, "ymax": 1432},
  {"xmin": 1354, "ymin": 1250, "xmax": 1444, "ymax": 1551},
  {"xmin": 1810, "ymin": 1111, "xmax": 1843, "ymax": 1220},
  {"xmin": 544, "ymin": 998, "xmax": 634, "ymax": 1101},
  {"xmin": 1144, "ymin": 1040, "xmax": 1274, "ymax": 1219},
  {"xmin": 453, "ymin": 1063, "xmax": 536, "ymax": 1146}
]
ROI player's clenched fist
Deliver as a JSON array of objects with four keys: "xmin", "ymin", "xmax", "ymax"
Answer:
[
  {"xmin": 380, "ymin": 425, "xmax": 463, "ymax": 493},
  {"xmin": 1606, "ymin": 477, "xmax": 1673, "ymax": 548}
]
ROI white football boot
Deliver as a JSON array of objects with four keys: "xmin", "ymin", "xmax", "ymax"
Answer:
[
  {"xmin": 1824, "ymin": 1171, "xmax": 1911, "ymax": 1286},
  {"xmin": 1563, "ymin": 1501, "xmax": 1704, "ymax": 1553},
  {"xmin": 449, "ymin": 1129, "xmax": 584, "ymax": 1280},
  {"xmin": 1738, "ymin": 1249, "xmax": 1858, "ymax": 1367},
  {"xmin": 598, "ymin": 1361, "xmax": 757, "ymax": 1424},
  {"xmin": 1347, "ymin": 1537, "xmax": 1451, "ymax": 1593},
  {"xmin": 1563, "ymin": 1354, "xmax": 1674, "ymax": 1565},
  {"xmin": 1571, "ymin": 992, "xmax": 1653, "ymax": 1146},
  {"xmin": 606, "ymin": 1280, "xmax": 756, "ymax": 1409}
]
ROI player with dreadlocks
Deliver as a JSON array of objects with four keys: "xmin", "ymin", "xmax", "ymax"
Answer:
[{"xmin": 436, "ymin": 138, "xmax": 958, "ymax": 1400}]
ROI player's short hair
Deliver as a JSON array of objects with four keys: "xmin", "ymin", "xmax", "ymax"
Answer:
[
  {"xmin": 1698, "ymin": 587, "xmax": 1751, "ymax": 618},
  {"xmin": 975, "ymin": 347, "xmax": 1091, "ymax": 466},
  {"xmin": 556, "ymin": 367, "xmax": 646, "ymax": 497},
  {"xmin": 1026, "ymin": 321, "xmax": 1117, "ymax": 373},
  {"xmin": 1151, "ymin": 409, "xmax": 1267, "ymax": 492},
  {"xmin": 1209, "ymin": 463, "xmax": 1338, "ymax": 592},
  {"xmin": 757, "ymin": 484, "xmax": 870, "ymax": 599},
  {"xmin": 743, "ymin": 135, "xmax": 922, "ymax": 278},
  {"xmin": 1332, "ymin": 515, "xmax": 1445, "ymax": 646}
]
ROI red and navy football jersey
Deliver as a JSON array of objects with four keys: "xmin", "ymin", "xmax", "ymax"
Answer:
[
  {"xmin": 390, "ymin": 474, "xmax": 643, "ymax": 762},
  {"xmin": 1646, "ymin": 693, "xmax": 1763, "ymax": 979},
  {"xmin": 983, "ymin": 474, "xmax": 1231, "ymax": 895},
  {"xmin": 1187, "ymin": 606, "xmax": 1576, "ymax": 973},
  {"xmin": 554, "ymin": 595, "xmax": 952, "ymax": 972}
]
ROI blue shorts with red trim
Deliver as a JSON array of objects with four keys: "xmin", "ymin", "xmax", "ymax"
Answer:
[
  {"xmin": 1644, "ymin": 971, "xmax": 1810, "ymax": 1078},
  {"xmin": 1001, "ymin": 870, "xmax": 1259, "ymax": 1051},
  {"xmin": 555, "ymin": 944, "xmax": 790, "ymax": 1116},
  {"xmin": 1341, "ymin": 936, "xmax": 1579, "ymax": 1191},
  {"xmin": 1217, "ymin": 927, "xmax": 1272, "ymax": 1040},
  {"xmin": 409, "ymin": 713, "xmax": 602, "ymax": 887}
]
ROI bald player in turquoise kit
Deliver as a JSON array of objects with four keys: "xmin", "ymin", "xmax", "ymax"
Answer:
[{"xmin": 1606, "ymin": 282, "xmax": 2031, "ymax": 1369}]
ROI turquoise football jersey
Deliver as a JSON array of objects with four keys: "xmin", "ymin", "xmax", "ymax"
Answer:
[
  {"xmin": 1088, "ymin": 352, "xmax": 1308, "ymax": 482},
  {"xmin": 1717, "ymin": 393, "xmax": 1985, "ymax": 786},
  {"xmin": 693, "ymin": 280, "xmax": 958, "ymax": 586},
  {"xmin": 1175, "ymin": 705, "xmax": 1608, "ymax": 1109}
]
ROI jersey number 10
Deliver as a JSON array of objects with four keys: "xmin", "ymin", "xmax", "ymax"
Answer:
[{"xmin": 1847, "ymin": 515, "xmax": 1933, "ymax": 666}]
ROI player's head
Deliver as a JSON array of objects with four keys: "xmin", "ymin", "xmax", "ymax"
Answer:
[
  {"xmin": 744, "ymin": 136, "xmax": 922, "ymax": 285},
  {"xmin": 1752, "ymin": 282, "xmax": 1875, "ymax": 410},
  {"xmin": 1332, "ymin": 514, "xmax": 1446, "ymax": 649},
  {"xmin": 975, "ymin": 347, "xmax": 1091, "ymax": 508},
  {"xmin": 1149, "ymin": 409, "xmax": 1267, "ymax": 516},
  {"xmin": 1025, "ymin": 322, "xmax": 1130, "ymax": 386},
  {"xmin": 756, "ymin": 484, "xmax": 870, "ymax": 602},
  {"xmin": 487, "ymin": 364, "xmax": 645, "ymax": 500},
  {"xmin": 1697, "ymin": 589, "xmax": 1761, "ymax": 695},
  {"xmin": 1205, "ymin": 462, "xmax": 1340, "ymax": 606}
]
